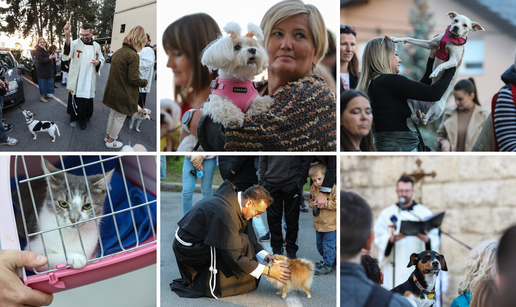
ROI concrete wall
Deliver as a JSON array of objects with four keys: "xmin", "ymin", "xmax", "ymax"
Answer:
[
  {"xmin": 111, "ymin": 1, "xmax": 157, "ymax": 52},
  {"xmin": 340, "ymin": 0, "xmax": 516, "ymax": 109},
  {"xmin": 341, "ymin": 155, "xmax": 516, "ymax": 306}
]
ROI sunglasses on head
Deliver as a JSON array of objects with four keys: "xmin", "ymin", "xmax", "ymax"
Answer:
[{"xmin": 340, "ymin": 25, "xmax": 356, "ymax": 33}]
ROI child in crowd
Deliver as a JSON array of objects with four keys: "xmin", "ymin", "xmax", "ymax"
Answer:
[{"xmin": 308, "ymin": 162, "xmax": 337, "ymax": 275}]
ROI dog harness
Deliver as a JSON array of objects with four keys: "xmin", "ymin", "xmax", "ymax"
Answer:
[
  {"xmin": 210, "ymin": 77, "xmax": 259, "ymax": 113},
  {"xmin": 412, "ymin": 273, "xmax": 436, "ymax": 300},
  {"xmin": 435, "ymin": 26, "xmax": 467, "ymax": 61}
]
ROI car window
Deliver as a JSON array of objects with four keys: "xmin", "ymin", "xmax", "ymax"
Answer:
[{"xmin": 0, "ymin": 55, "xmax": 14, "ymax": 69}]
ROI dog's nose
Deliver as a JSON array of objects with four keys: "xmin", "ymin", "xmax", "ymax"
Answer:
[
  {"xmin": 432, "ymin": 260, "xmax": 440, "ymax": 268},
  {"xmin": 452, "ymin": 26, "xmax": 459, "ymax": 33},
  {"xmin": 248, "ymin": 48, "xmax": 256, "ymax": 55},
  {"xmin": 160, "ymin": 114, "xmax": 165, "ymax": 122}
]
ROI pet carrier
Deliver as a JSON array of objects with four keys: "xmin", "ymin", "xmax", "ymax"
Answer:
[{"xmin": 0, "ymin": 155, "xmax": 157, "ymax": 294}]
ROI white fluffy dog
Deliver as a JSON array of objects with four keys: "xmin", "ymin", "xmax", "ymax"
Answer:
[
  {"xmin": 200, "ymin": 22, "xmax": 272, "ymax": 129},
  {"xmin": 129, "ymin": 105, "xmax": 152, "ymax": 132},
  {"xmin": 390, "ymin": 12, "xmax": 484, "ymax": 124}
]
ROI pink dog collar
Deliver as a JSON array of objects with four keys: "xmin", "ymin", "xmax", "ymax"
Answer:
[
  {"xmin": 435, "ymin": 26, "xmax": 467, "ymax": 61},
  {"xmin": 210, "ymin": 77, "xmax": 259, "ymax": 112}
]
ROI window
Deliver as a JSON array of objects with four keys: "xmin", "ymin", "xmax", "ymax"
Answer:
[
  {"xmin": 120, "ymin": 24, "xmax": 126, "ymax": 33},
  {"xmin": 459, "ymin": 38, "xmax": 484, "ymax": 75}
]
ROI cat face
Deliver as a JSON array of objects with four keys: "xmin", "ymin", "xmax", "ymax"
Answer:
[{"xmin": 42, "ymin": 160, "xmax": 114, "ymax": 227}]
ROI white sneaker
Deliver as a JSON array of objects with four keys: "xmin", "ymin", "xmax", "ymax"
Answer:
[
  {"xmin": 104, "ymin": 136, "xmax": 118, "ymax": 142},
  {"xmin": 0, "ymin": 136, "xmax": 18, "ymax": 146},
  {"xmin": 105, "ymin": 140, "xmax": 123, "ymax": 148}
]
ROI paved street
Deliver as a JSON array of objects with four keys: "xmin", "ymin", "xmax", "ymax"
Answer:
[
  {"xmin": 160, "ymin": 189, "xmax": 337, "ymax": 307},
  {"xmin": 0, "ymin": 63, "xmax": 156, "ymax": 151}
]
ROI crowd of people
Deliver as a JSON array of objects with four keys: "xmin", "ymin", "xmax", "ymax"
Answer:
[
  {"xmin": 166, "ymin": 155, "xmax": 336, "ymax": 298},
  {"xmin": 339, "ymin": 25, "xmax": 516, "ymax": 152},
  {"xmin": 0, "ymin": 21, "xmax": 156, "ymax": 148},
  {"xmin": 341, "ymin": 176, "xmax": 516, "ymax": 307}
]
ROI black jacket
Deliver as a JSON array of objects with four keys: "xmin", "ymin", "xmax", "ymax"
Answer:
[{"xmin": 35, "ymin": 46, "xmax": 53, "ymax": 79}]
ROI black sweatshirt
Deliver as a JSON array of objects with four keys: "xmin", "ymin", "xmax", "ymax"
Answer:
[{"xmin": 369, "ymin": 58, "xmax": 456, "ymax": 132}]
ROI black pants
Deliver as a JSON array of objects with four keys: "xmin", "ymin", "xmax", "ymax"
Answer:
[
  {"xmin": 265, "ymin": 182, "xmax": 300, "ymax": 256},
  {"xmin": 138, "ymin": 92, "xmax": 147, "ymax": 108}
]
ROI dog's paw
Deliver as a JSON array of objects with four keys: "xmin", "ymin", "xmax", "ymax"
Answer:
[
  {"xmin": 389, "ymin": 36, "xmax": 399, "ymax": 43},
  {"xmin": 281, "ymin": 294, "xmax": 287, "ymax": 299},
  {"xmin": 429, "ymin": 69, "xmax": 442, "ymax": 79},
  {"xmin": 307, "ymin": 293, "xmax": 311, "ymax": 299},
  {"xmin": 246, "ymin": 96, "xmax": 273, "ymax": 116},
  {"xmin": 276, "ymin": 290, "xmax": 281, "ymax": 296},
  {"xmin": 136, "ymin": 127, "xmax": 141, "ymax": 133}
]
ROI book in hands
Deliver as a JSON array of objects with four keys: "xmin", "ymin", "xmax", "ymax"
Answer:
[{"xmin": 400, "ymin": 211, "xmax": 445, "ymax": 236}]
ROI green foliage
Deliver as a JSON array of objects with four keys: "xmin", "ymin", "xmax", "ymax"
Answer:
[
  {"xmin": 399, "ymin": 0, "xmax": 436, "ymax": 80},
  {"xmin": 97, "ymin": 0, "xmax": 115, "ymax": 39}
]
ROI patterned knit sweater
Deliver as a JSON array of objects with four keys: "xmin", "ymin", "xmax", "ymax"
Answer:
[{"xmin": 223, "ymin": 76, "xmax": 336, "ymax": 151}]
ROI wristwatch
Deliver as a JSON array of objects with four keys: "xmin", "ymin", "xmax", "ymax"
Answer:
[{"xmin": 181, "ymin": 109, "xmax": 197, "ymax": 134}]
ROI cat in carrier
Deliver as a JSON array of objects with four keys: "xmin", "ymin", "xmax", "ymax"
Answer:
[{"xmin": 13, "ymin": 159, "xmax": 114, "ymax": 270}]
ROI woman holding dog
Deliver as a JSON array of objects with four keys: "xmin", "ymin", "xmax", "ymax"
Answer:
[
  {"xmin": 436, "ymin": 78, "xmax": 489, "ymax": 151},
  {"xmin": 357, "ymin": 37, "xmax": 463, "ymax": 151},
  {"xmin": 35, "ymin": 37, "xmax": 56, "ymax": 103},
  {"xmin": 102, "ymin": 25, "xmax": 148, "ymax": 148},
  {"xmin": 186, "ymin": 0, "xmax": 335, "ymax": 151}
]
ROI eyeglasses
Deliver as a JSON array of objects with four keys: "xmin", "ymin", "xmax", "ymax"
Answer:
[
  {"xmin": 249, "ymin": 200, "xmax": 265, "ymax": 216},
  {"xmin": 340, "ymin": 25, "xmax": 356, "ymax": 33}
]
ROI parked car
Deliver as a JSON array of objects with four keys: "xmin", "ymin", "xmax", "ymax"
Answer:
[
  {"xmin": 0, "ymin": 51, "xmax": 25, "ymax": 108},
  {"xmin": 20, "ymin": 49, "xmax": 61, "ymax": 84}
]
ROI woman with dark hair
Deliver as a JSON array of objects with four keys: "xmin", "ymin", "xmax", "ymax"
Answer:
[
  {"xmin": 340, "ymin": 25, "xmax": 358, "ymax": 93},
  {"xmin": 436, "ymin": 78, "xmax": 489, "ymax": 151},
  {"xmin": 340, "ymin": 90, "xmax": 376, "ymax": 151}
]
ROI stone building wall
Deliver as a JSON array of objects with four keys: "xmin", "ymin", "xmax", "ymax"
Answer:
[{"xmin": 341, "ymin": 155, "xmax": 516, "ymax": 306}]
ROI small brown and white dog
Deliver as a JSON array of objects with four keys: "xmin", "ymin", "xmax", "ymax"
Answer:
[
  {"xmin": 266, "ymin": 254, "xmax": 314, "ymax": 299},
  {"xmin": 389, "ymin": 11, "xmax": 484, "ymax": 124},
  {"xmin": 129, "ymin": 105, "xmax": 152, "ymax": 132}
]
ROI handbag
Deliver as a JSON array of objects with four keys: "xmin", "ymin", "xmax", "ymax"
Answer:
[{"xmin": 411, "ymin": 118, "xmax": 433, "ymax": 152}]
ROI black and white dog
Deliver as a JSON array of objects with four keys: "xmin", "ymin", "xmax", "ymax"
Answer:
[
  {"xmin": 391, "ymin": 251, "xmax": 448, "ymax": 307},
  {"xmin": 22, "ymin": 110, "xmax": 60, "ymax": 142}
]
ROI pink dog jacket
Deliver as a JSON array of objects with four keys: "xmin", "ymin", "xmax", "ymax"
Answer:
[
  {"xmin": 210, "ymin": 77, "xmax": 259, "ymax": 112},
  {"xmin": 435, "ymin": 26, "xmax": 467, "ymax": 61}
]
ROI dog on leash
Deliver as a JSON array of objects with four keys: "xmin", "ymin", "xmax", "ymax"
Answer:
[
  {"xmin": 129, "ymin": 105, "xmax": 152, "ymax": 132},
  {"xmin": 389, "ymin": 12, "xmax": 484, "ymax": 124},
  {"xmin": 200, "ymin": 22, "xmax": 272, "ymax": 129},
  {"xmin": 391, "ymin": 251, "xmax": 448, "ymax": 307},
  {"xmin": 22, "ymin": 110, "xmax": 60, "ymax": 142},
  {"xmin": 266, "ymin": 254, "xmax": 314, "ymax": 299}
]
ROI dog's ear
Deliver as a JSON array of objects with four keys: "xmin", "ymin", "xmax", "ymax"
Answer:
[
  {"xmin": 471, "ymin": 22, "xmax": 485, "ymax": 32},
  {"xmin": 407, "ymin": 253, "xmax": 419, "ymax": 268},
  {"xmin": 200, "ymin": 36, "xmax": 234, "ymax": 71},
  {"xmin": 246, "ymin": 23, "xmax": 264, "ymax": 44},
  {"xmin": 223, "ymin": 22, "xmax": 242, "ymax": 38},
  {"xmin": 446, "ymin": 11, "xmax": 458, "ymax": 19},
  {"xmin": 439, "ymin": 254, "xmax": 448, "ymax": 271}
]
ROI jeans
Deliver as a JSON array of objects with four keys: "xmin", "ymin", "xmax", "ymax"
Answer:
[
  {"xmin": 316, "ymin": 230, "xmax": 336, "ymax": 267},
  {"xmin": 160, "ymin": 156, "xmax": 166, "ymax": 181},
  {"xmin": 181, "ymin": 157, "xmax": 216, "ymax": 215},
  {"xmin": 0, "ymin": 96, "xmax": 6, "ymax": 143}
]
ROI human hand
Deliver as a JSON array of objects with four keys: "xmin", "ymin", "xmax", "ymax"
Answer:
[
  {"xmin": 0, "ymin": 80, "xmax": 5, "ymax": 88},
  {"xmin": 457, "ymin": 48, "xmax": 465, "ymax": 68},
  {"xmin": 49, "ymin": 54, "xmax": 55, "ymax": 60},
  {"xmin": 441, "ymin": 139, "xmax": 451, "ymax": 152},
  {"xmin": 429, "ymin": 34, "xmax": 440, "ymax": 58},
  {"xmin": 416, "ymin": 230, "xmax": 430, "ymax": 243},
  {"xmin": 0, "ymin": 250, "xmax": 54, "ymax": 306},
  {"xmin": 91, "ymin": 59, "xmax": 100, "ymax": 67},
  {"xmin": 314, "ymin": 192, "xmax": 328, "ymax": 209},
  {"xmin": 190, "ymin": 156, "xmax": 204, "ymax": 172},
  {"xmin": 389, "ymin": 233, "xmax": 407, "ymax": 243},
  {"xmin": 268, "ymin": 263, "xmax": 291, "ymax": 284},
  {"xmin": 64, "ymin": 21, "xmax": 71, "ymax": 34}
]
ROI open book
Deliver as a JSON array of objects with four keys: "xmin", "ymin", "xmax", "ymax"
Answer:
[{"xmin": 400, "ymin": 211, "xmax": 445, "ymax": 236}]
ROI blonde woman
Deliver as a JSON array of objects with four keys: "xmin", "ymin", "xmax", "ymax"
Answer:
[
  {"xmin": 35, "ymin": 37, "xmax": 56, "ymax": 102},
  {"xmin": 357, "ymin": 37, "xmax": 462, "ymax": 151},
  {"xmin": 102, "ymin": 26, "xmax": 148, "ymax": 148},
  {"xmin": 451, "ymin": 239, "xmax": 498, "ymax": 307},
  {"xmin": 470, "ymin": 279, "xmax": 500, "ymax": 307}
]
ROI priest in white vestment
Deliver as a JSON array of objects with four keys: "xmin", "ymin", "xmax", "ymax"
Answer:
[
  {"xmin": 63, "ymin": 21, "xmax": 105, "ymax": 130},
  {"xmin": 373, "ymin": 176, "xmax": 440, "ymax": 290}
]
